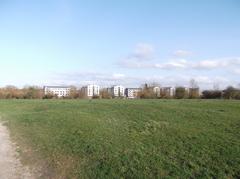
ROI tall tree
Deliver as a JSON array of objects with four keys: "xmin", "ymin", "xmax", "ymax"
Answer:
[{"xmin": 189, "ymin": 79, "xmax": 199, "ymax": 88}]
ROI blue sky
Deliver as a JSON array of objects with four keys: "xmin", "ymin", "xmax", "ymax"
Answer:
[{"xmin": 0, "ymin": 0, "xmax": 240, "ymax": 89}]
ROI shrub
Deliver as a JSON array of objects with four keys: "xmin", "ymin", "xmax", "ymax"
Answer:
[{"xmin": 202, "ymin": 90, "xmax": 222, "ymax": 99}]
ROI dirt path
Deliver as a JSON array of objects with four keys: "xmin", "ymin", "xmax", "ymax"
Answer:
[{"xmin": 0, "ymin": 122, "xmax": 34, "ymax": 179}]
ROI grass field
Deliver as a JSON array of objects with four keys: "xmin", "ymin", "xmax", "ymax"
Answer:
[{"xmin": 0, "ymin": 99, "xmax": 239, "ymax": 178}]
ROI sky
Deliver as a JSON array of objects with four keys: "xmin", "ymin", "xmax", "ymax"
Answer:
[{"xmin": 0, "ymin": 0, "xmax": 240, "ymax": 89}]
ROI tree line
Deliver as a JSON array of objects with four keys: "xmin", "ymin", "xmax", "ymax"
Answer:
[
  {"xmin": 0, "ymin": 84, "xmax": 240, "ymax": 100},
  {"xmin": 0, "ymin": 86, "xmax": 43, "ymax": 99},
  {"xmin": 202, "ymin": 86, "xmax": 240, "ymax": 100},
  {"xmin": 138, "ymin": 84, "xmax": 240, "ymax": 100},
  {"xmin": 0, "ymin": 86, "xmax": 110, "ymax": 99}
]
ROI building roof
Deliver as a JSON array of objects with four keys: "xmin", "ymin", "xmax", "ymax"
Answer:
[
  {"xmin": 126, "ymin": 88, "xmax": 141, "ymax": 90},
  {"xmin": 82, "ymin": 84, "xmax": 99, "ymax": 87},
  {"xmin": 162, "ymin": 87, "xmax": 173, "ymax": 89},
  {"xmin": 44, "ymin": 86, "xmax": 71, "ymax": 89}
]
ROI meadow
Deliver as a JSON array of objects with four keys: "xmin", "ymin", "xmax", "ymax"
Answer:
[{"xmin": 0, "ymin": 99, "xmax": 239, "ymax": 178}]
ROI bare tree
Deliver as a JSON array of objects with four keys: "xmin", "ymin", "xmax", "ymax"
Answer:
[
  {"xmin": 189, "ymin": 79, "xmax": 200, "ymax": 98},
  {"xmin": 68, "ymin": 86, "xmax": 79, "ymax": 99},
  {"xmin": 189, "ymin": 79, "xmax": 198, "ymax": 88},
  {"xmin": 100, "ymin": 88, "xmax": 112, "ymax": 99},
  {"xmin": 23, "ymin": 86, "xmax": 43, "ymax": 99},
  {"xmin": 213, "ymin": 83, "xmax": 220, "ymax": 90},
  {"xmin": 138, "ymin": 83, "xmax": 158, "ymax": 99}
]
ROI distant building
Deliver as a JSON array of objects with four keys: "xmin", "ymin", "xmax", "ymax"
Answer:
[
  {"xmin": 125, "ymin": 88, "xmax": 141, "ymax": 99},
  {"xmin": 153, "ymin": 86, "xmax": 161, "ymax": 97},
  {"xmin": 161, "ymin": 87, "xmax": 175, "ymax": 97},
  {"xmin": 108, "ymin": 85, "xmax": 125, "ymax": 97},
  {"xmin": 43, "ymin": 86, "xmax": 70, "ymax": 97},
  {"xmin": 81, "ymin": 85, "xmax": 100, "ymax": 98}
]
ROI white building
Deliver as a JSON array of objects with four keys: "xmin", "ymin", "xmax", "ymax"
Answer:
[
  {"xmin": 43, "ymin": 86, "xmax": 70, "ymax": 97},
  {"xmin": 108, "ymin": 85, "xmax": 125, "ymax": 97},
  {"xmin": 170, "ymin": 87, "xmax": 175, "ymax": 96},
  {"xmin": 125, "ymin": 88, "xmax": 141, "ymax": 99},
  {"xmin": 81, "ymin": 85, "xmax": 100, "ymax": 98},
  {"xmin": 153, "ymin": 86, "xmax": 161, "ymax": 97}
]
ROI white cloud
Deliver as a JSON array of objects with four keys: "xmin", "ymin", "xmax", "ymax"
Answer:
[
  {"xmin": 173, "ymin": 50, "xmax": 193, "ymax": 58},
  {"xmin": 120, "ymin": 56, "xmax": 240, "ymax": 73},
  {"xmin": 154, "ymin": 59, "xmax": 188, "ymax": 69},
  {"xmin": 119, "ymin": 43, "xmax": 156, "ymax": 68},
  {"xmin": 233, "ymin": 68, "xmax": 240, "ymax": 74},
  {"xmin": 49, "ymin": 71, "xmax": 238, "ymax": 90},
  {"xmin": 192, "ymin": 57, "xmax": 240, "ymax": 69},
  {"xmin": 50, "ymin": 71, "xmax": 138, "ymax": 87},
  {"xmin": 48, "ymin": 44, "xmax": 240, "ymax": 89},
  {"xmin": 120, "ymin": 44, "xmax": 240, "ymax": 73},
  {"xmin": 119, "ymin": 60, "xmax": 151, "ymax": 68},
  {"xmin": 112, "ymin": 73, "xmax": 125, "ymax": 78},
  {"xmin": 193, "ymin": 60, "xmax": 221, "ymax": 69},
  {"xmin": 133, "ymin": 43, "xmax": 155, "ymax": 60}
]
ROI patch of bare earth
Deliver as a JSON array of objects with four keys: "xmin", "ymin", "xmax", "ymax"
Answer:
[{"xmin": 0, "ymin": 122, "xmax": 35, "ymax": 179}]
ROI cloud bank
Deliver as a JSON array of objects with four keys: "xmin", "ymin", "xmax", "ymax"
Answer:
[
  {"xmin": 119, "ymin": 44, "xmax": 240, "ymax": 74},
  {"xmin": 49, "ymin": 71, "xmax": 238, "ymax": 90},
  {"xmin": 48, "ymin": 43, "xmax": 240, "ymax": 90}
]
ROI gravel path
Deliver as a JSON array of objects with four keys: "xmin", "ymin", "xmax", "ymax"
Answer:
[{"xmin": 0, "ymin": 122, "xmax": 34, "ymax": 179}]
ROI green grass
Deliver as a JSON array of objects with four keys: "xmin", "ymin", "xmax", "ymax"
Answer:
[{"xmin": 0, "ymin": 99, "xmax": 240, "ymax": 178}]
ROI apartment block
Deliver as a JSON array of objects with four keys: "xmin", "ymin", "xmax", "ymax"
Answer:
[{"xmin": 43, "ymin": 86, "xmax": 70, "ymax": 97}]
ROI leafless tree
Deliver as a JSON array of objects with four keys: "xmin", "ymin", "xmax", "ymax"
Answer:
[
  {"xmin": 213, "ymin": 83, "xmax": 220, "ymax": 90},
  {"xmin": 100, "ymin": 88, "xmax": 112, "ymax": 99},
  {"xmin": 189, "ymin": 79, "xmax": 199, "ymax": 88},
  {"xmin": 189, "ymin": 79, "xmax": 200, "ymax": 98}
]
